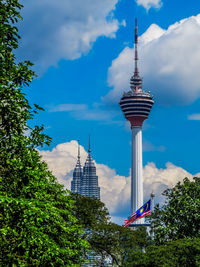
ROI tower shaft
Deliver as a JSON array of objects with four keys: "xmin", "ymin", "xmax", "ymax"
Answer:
[{"xmin": 131, "ymin": 127, "xmax": 143, "ymax": 220}]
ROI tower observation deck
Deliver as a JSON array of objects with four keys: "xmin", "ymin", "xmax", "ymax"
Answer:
[
  {"xmin": 119, "ymin": 19, "xmax": 154, "ymax": 222},
  {"xmin": 119, "ymin": 19, "xmax": 154, "ymax": 127}
]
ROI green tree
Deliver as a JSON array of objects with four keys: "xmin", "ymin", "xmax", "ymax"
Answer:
[
  {"xmin": 151, "ymin": 177, "xmax": 200, "ymax": 244},
  {"xmin": 124, "ymin": 238, "xmax": 200, "ymax": 267},
  {"xmin": 124, "ymin": 177, "xmax": 200, "ymax": 266},
  {"xmin": 72, "ymin": 194, "xmax": 110, "ymax": 228},
  {"xmin": 146, "ymin": 238, "xmax": 200, "ymax": 267},
  {"xmin": 72, "ymin": 194, "xmax": 149, "ymax": 266},
  {"xmin": 0, "ymin": 0, "xmax": 88, "ymax": 265},
  {"xmin": 89, "ymin": 223, "xmax": 149, "ymax": 266}
]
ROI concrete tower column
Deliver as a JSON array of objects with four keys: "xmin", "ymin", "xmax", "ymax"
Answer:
[{"xmin": 131, "ymin": 126, "xmax": 143, "ymax": 217}]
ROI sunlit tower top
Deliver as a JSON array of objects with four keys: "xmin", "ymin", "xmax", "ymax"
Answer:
[{"xmin": 119, "ymin": 18, "xmax": 154, "ymax": 127}]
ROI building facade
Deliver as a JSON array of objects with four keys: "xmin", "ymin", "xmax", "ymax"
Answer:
[
  {"xmin": 71, "ymin": 144, "xmax": 82, "ymax": 194},
  {"xmin": 71, "ymin": 140, "xmax": 100, "ymax": 200}
]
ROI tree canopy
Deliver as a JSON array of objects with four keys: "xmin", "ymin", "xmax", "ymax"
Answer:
[
  {"xmin": 151, "ymin": 177, "xmax": 200, "ymax": 244},
  {"xmin": 124, "ymin": 238, "xmax": 200, "ymax": 267},
  {"xmin": 72, "ymin": 194, "xmax": 150, "ymax": 266},
  {"xmin": 124, "ymin": 177, "xmax": 200, "ymax": 266},
  {"xmin": 0, "ymin": 0, "xmax": 88, "ymax": 265}
]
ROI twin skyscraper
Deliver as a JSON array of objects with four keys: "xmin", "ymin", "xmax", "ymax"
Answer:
[{"xmin": 71, "ymin": 139, "xmax": 100, "ymax": 200}]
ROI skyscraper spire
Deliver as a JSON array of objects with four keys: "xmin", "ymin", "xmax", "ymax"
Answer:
[
  {"xmin": 130, "ymin": 18, "xmax": 143, "ymax": 93},
  {"xmin": 88, "ymin": 135, "xmax": 91, "ymax": 154},
  {"xmin": 71, "ymin": 140, "xmax": 100, "ymax": 200},
  {"xmin": 80, "ymin": 137, "xmax": 100, "ymax": 199},
  {"xmin": 71, "ymin": 140, "xmax": 83, "ymax": 194},
  {"xmin": 78, "ymin": 140, "xmax": 80, "ymax": 159},
  {"xmin": 76, "ymin": 140, "xmax": 81, "ymax": 167}
]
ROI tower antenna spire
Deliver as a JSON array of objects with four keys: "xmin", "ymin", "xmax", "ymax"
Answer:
[
  {"xmin": 134, "ymin": 18, "xmax": 139, "ymax": 76},
  {"xmin": 130, "ymin": 18, "xmax": 143, "ymax": 92}
]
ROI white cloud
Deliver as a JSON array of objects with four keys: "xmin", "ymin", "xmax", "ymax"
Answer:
[
  {"xmin": 105, "ymin": 14, "xmax": 200, "ymax": 106},
  {"xmin": 39, "ymin": 141, "xmax": 198, "ymax": 222},
  {"xmin": 143, "ymin": 162, "xmax": 193, "ymax": 205},
  {"xmin": 136, "ymin": 0, "xmax": 162, "ymax": 11},
  {"xmin": 49, "ymin": 104, "xmax": 87, "ymax": 112},
  {"xmin": 48, "ymin": 103, "xmax": 122, "ymax": 123},
  {"xmin": 143, "ymin": 141, "xmax": 165, "ymax": 152},
  {"xmin": 17, "ymin": 0, "xmax": 121, "ymax": 71},
  {"xmin": 188, "ymin": 113, "xmax": 200, "ymax": 120},
  {"xmin": 39, "ymin": 141, "xmax": 88, "ymax": 188}
]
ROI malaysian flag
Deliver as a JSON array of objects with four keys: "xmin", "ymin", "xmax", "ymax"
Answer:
[{"xmin": 123, "ymin": 199, "xmax": 151, "ymax": 227}]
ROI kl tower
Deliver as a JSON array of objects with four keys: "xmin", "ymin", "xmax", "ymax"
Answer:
[{"xmin": 119, "ymin": 19, "xmax": 154, "ymax": 223}]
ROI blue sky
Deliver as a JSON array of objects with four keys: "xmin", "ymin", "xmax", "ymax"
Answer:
[{"xmin": 17, "ymin": 0, "xmax": 200, "ymax": 222}]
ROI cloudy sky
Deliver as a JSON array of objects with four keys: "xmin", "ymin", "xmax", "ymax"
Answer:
[{"xmin": 18, "ymin": 0, "xmax": 200, "ymax": 224}]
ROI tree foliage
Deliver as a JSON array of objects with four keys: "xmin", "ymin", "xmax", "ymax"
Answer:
[
  {"xmin": 151, "ymin": 177, "xmax": 200, "ymax": 244},
  {"xmin": 125, "ymin": 238, "xmax": 200, "ymax": 267},
  {"xmin": 124, "ymin": 177, "xmax": 200, "ymax": 266},
  {"xmin": 0, "ymin": 0, "xmax": 88, "ymax": 265},
  {"xmin": 72, "ymin": 194, "xmax": 149, "ymax": 266}
]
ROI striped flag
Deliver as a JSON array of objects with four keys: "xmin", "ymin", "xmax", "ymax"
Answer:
[{"xmin": 123, "ymin": 199, "xmax": 151, "ymax": 227}]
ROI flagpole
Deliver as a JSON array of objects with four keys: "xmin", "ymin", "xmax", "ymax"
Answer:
[{"xmin": 150, "ymin": 192, "xmax": 155, "ymax": 239}]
